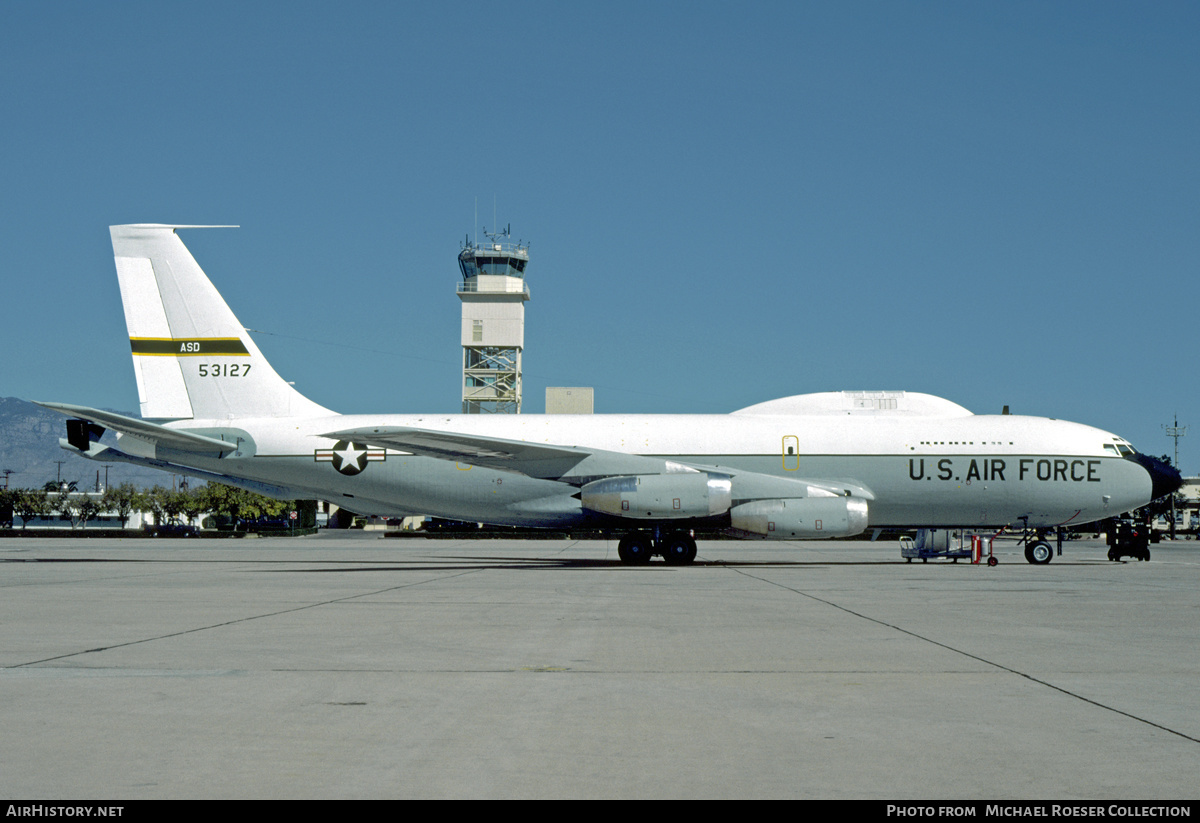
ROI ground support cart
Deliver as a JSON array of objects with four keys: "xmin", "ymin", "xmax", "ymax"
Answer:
[
  {"xmin": 900, "ymin": 529, "xmax": 997, "ymax": 565},
  {"xmin": 1106, "ymin": 519, "xmax": 1150, "ymax": 562}
]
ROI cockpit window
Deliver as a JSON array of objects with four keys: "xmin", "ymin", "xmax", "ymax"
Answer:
[{"xmin": 1108, "ymin": 439, "xmax": 1136, "ymax": 457}]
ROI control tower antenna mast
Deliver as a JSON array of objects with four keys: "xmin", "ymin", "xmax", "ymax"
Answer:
[{"xmin": 457, "ymin": 223, "xmax": 530, "ymax": 414}]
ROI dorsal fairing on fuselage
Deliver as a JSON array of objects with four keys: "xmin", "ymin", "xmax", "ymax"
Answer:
[{"xmin": 733, "ymin": 391, "xmax": 974, "ymax": 418}]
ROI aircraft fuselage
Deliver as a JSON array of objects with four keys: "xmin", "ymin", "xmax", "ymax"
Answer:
[{"xmin": 133, "ymin": 410, "xmax": 1152, "ymax": 530}]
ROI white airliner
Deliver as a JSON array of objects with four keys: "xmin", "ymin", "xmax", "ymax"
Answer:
[{"xmin": 39, "ymin": 225, "xmax": 1180, "ymax": 564}]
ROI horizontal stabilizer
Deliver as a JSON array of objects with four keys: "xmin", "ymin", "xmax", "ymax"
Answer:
[
  {"xmin": 65, "ymin": 442, "xmax": 308, "ymax": 500},
  {"xmin": 36, "ymin": 402, "xmax": 239, "ymax": 453}
]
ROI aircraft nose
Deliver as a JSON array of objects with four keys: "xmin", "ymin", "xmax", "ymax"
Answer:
[{"xmin": 1129, "ymin": 452, "xmax": 1183, "ymax": 500}]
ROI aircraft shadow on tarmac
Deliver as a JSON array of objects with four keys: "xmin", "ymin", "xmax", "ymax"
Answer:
[
  {"xmin": 281, "ymin": 556, "xmax": 903, "ymax": 572},
  {"xmin": 5, "ymin": 554, "xmax": 1037, "ymax": 572}
]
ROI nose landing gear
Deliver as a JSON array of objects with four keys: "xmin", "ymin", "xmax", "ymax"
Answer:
[
  {"xmin": 1024, "ymin": 540, "xmax": 1054, "ymax": 564},
  {"xmin": 1017, "ymin": 518, "xmax": 1059, "ymax": 564}
]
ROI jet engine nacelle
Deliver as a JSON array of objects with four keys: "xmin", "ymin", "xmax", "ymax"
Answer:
[
  {"xmin": 729, "ymin": 497, "xmax": 869, "ymax": 539},
  {"xmin": 580, "ymin": 472, "xmax": 732, "ymax": 520}
]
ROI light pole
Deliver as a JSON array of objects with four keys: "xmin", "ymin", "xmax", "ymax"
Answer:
[{"xmin": 1163, "ymin": 415, "xmax": 1187, "ymax": 539}]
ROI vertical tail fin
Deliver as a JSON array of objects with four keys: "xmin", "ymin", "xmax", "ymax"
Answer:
[{"xmin": 111, "ymin": 224, "xmax": 332, "ymax": 420}]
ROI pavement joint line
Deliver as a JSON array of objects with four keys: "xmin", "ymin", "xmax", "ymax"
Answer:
[
  {"xmin": 5, "ymin": 567, "xmax": 484, "ymax": 669},
  {"xmin": 727, "ymin": 565, "xmax": 1200, "ymax": 746}
]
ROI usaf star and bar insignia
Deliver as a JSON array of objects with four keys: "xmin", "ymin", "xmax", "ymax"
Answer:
[{"xmin": 315, "ymin": 441, "xmax": 386, "ymax": 476}]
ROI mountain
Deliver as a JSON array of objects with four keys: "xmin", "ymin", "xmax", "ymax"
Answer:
[{"xmin": 0, "ymin": 397, "xmax": 173, "ymax": 491}]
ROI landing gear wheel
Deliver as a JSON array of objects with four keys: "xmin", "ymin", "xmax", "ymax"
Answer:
[
  {"xmin": 661, "ymin": 532, "xmax": 698, "ymax": 565},
  {"xmin": 1025, "ymin": 541, "xmax": 1053, "ymax": 565},
  {"xmin": 617, "ymin": 533, "xmax": 653, "ymax": 565},
  {"xmin": 987, "ymin": 556, "xmax": 998, "ymax": 567}
]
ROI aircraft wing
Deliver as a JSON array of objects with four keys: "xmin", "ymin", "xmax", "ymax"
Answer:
[
  {"xmin": 35, "ymin": 402, "xmax": 239, "ymax": 454},
  {"xmin": 323, "ymin": 425, "xmax": 600, "ymax": 479},
  {"xmin": 40, "ymin": 403, "xmax": 328, "ymax": 500},
  {"xmin": 325, "ymin": 424, "xmax": 875, "ymax": 500}
]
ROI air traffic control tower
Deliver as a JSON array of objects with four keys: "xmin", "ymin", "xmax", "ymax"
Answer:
[{"xmin": 457, "ymin": 226, "xmax": 529, "ymax": 413}]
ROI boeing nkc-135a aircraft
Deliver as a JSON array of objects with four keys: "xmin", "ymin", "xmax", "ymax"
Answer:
[{"xmin": 40, "ymin": 225, "xmax": 1180, "ymax": 564}]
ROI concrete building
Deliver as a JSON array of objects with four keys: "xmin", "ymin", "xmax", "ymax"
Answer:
[{"xmin": 546, "ymin": 387, "xmax": 594, "ymax": 414}]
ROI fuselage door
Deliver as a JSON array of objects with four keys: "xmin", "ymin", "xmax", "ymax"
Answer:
[{"xmin": 782, "ymin": 435, "xmax": 799, "ymax": 471}]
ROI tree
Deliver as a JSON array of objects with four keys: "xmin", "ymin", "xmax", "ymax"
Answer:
[
  {"xmin": 75, "ymin": 494, "xmax": 101, "ymax": 529},
  {"xmin": 52, "ymin": 490, "xmax": 101, "ymax": 529},
  {"xmin": 142, "ymin": 486, "xmax": 169, "ymax": 526},
  {"xmin": 157, "ymin": 488, "xmax": 190, "ymax": 526},
  {"xmin": 198, "ymin": 483, "xmax": 251, "ymax": 529},
  {"xmin": 101, "ymin": 483, "xmax": 143, "ymax": 528},
  {"xmin": 43, "ymin": 480, "xmax": 78, "ymax": 493},
  {"xmin": 179, "ymin": 485, "xmax": 209, "ymax": 526},
  {"xmin": 199, "ymin": 483, "xmax": 291, "ymax": 530},
  {"xmin": 12, "ymin": 488, "xmax": 50, "ymax": 529}
]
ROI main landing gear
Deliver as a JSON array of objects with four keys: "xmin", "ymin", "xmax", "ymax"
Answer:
[{"xmin": 617, "ymin": 530, "xmax": 698, "ymax": 565}]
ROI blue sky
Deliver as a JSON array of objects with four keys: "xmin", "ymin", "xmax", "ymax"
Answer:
[{"xmin": 4, "ymin": 1, "xmax": 1198, "ymax": 472}]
